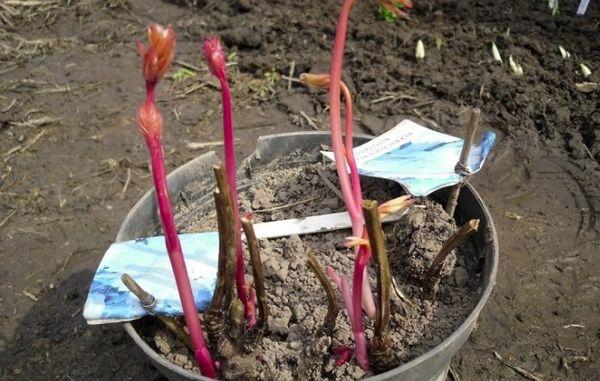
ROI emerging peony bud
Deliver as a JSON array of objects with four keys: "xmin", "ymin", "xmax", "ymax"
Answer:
[
  {"xmin": 342, "ymin": 236, "xmax": 370, "ymax": 249},
  {"xmin": 137, "ymin": 24, "xmax": 176, "ymax": 85},
  {"xmin": 137, "ymin": 99, "xmax": 163, "ymax": 138},
  {"xmin": 377, "ymin": 195, "xmax": 415, "ymax": 220},
  {"xmin": 299, "ymin": 73, "xmax": 331, "ymax": 89},
  {"xmin": 333, "ymin": 345, "xmax": 353, "ymax": 366},
  {"xmin": 203, "ymin": 36, "xmax": 227, "ymax": 79}
]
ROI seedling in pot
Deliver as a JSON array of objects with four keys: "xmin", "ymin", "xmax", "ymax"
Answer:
[
  {"xmin": 314, "ymin": 0, "xmax": 422, "ymax": 369},
  {"xmin": 204, "ymin": 36, "xmax": 256, "ymax": 327},
  {"xmin": 135, "ymin": 24, "xmax": 216, "ymax": 378},
  {"xmin": 321, "ymin": 1, "xmax": 378, "ymax": 366}
]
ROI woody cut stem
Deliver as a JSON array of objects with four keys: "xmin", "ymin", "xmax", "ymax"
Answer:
[
  {"xmin": 306, "ymin": 250, "xmax": 339, "ymax": 335},
  {"xmin": 121, "ymin": 273, "xmax": 192, "ymax": 351},
  {"xmin": 362, "ymin": 200, "xmax": 394, "ymax": 371},
  {"xmin": 428, "ymin": 219, "xmax": 480, "ymax": 279},
  {"xmin": 445, "ymin": 108, "xmax": 481, "ymax": 217},
  {"xmin": 426, "ymin": 219, "xmax": 480, "ymax": 300}
]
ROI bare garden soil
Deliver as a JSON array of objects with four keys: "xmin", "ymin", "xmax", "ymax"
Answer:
[{"xmin": 0, "ymin": 0, "xmax": 598, "ymax": 380}]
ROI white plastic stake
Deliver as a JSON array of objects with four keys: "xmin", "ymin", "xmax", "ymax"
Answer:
[
  {"xmin": 250, "ymin": 210, "xmax": 406, "ymax": 239},
  {"xmin": 577, "ymin": 0, "xmax": 590, "ymax": 15}
]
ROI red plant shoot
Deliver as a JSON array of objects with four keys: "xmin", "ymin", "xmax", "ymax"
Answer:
[
  {"xmin": 136, "ymin": 24, "xmax": 216, "ymax": 378},
  {"xmin": 327, "ymin": 266, "xmax": 369, "ymax": 370},
  {"xmin": 203, "ymin": 36, "xmax": 256, "ymax": 327},
  {"xmin": 327, "ymin": 0, "xmax": 374, "ymax": 370},
  {"xmin": 378, "ymin": 0, "xmax": 413, "ymax": 18},
  {"xmin": 299, "ymin": 73, "xmax": 362, "ymax": 209},
  {"xmin": 300, "ymin": 73, "xmax": 376, "ymax": 319},
  {"xmin": 315, "ymin": 1, "xmax": 417, "ymax": 369},
  {"xmin": 333, "ymin": 345, "xmax": 354, "ymax": 366}
]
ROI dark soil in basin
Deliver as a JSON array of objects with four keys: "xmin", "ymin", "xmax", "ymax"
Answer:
[{"xmin": 134, "ymin": 147, "xmax": 482, "ymax": 380}]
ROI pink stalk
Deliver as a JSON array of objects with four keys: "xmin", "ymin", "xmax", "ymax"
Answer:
[
  {"xmin": 137, "ymin": 24, "xmax": 216, "ymax": 378},
  {"xmin": 326, "ymin": 266, "xmax": 343, "ymax": 295},
  {"xmin": 340, "ymin": 82, "xmax": 376, "ymax": 319},
  {"xmin": 204, "ymin": 37, "xmax": 256, "ymax": 327},
  {"xmin": 328, "ymin": 0, "xmax": 376, "ymax": 368},
  {"xmin": 360, "ymin": 267, "xmax": 376, "ymax": 319},
  {"xmin": 300, "ymin": 72, "xmax": 376, "ymax": 318},
  {"xmin": 339, "ymin": 82, "xmax": 362, "ymax": 209},
  {"xmin": 328, "ymin": 0, "xmax": 362, "ymax": 232},
  {"xmin": 350, "ymin": 246, "xmax": 371, "ymax": 369},
  {"xmin": 329, "ymin": 1, "xmax": 376, "ymax": 319},
  {"xmin": 144, "ymin": 129, "xmax": 216, "ymax": 377},
  {"xmin": 327, "ymin": 267, "xmax": 369, "ymax": 370},
  {"xmin": 333, "ymin": 345, "xmax": 354, "ymax": 366}
]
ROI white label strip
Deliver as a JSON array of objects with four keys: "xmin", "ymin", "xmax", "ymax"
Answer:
[
  {"xmin": 577, "ymin": 0, "xmax": 590, "ymax": 15},
  {"xmin": 251, "ymin": 210, "xmax": 405, "ymax": 239}
]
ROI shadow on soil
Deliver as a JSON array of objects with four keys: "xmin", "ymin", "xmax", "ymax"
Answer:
[{"xmin": 0, "ymin": 271, "xmax": 163, "ymax": 381}]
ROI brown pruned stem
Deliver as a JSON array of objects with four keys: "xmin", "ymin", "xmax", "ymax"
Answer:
[
  {"xmin": 212, "ymin": 164, "xmax": 237, "ymax": 310},
  {"xmin": 210, "ymin": 190, "xmax": 236, "ymax": 311},
  {"xmin": 362, "ymin": 199, "xmax": 394, "ymax": 371},
  {"xmin": 425, "ymin": 219, "xmax": 480, "ymax": 302},
  {"xmin": 121, "ymin": 273, "xmax": 192, "ymax": 350},
  {"xmin": 427, "ymin": 219, "xmax": 480, "ymax": 280},
  {"xmin": 241, "ymin": 216, "xmax": 269, "ymax": 331},
  {"xmin": 121, "ymin": 273, "xmax": 155, "ymax": 309},
  {"xmin": 205, "ymin": 164, "xmax": 238, "ymax": 360},
  {"xmin": 209, "ymin": 190, "xmax": 227, "ymax": 311},
  {"xmin": 305, "ymin": 249, "xmax": 339, "ymax": 335},
  {"xmin": 445, "ymin": 108, "xmax": 481, "ymax": 217},
  {"xmin": 213, "ymin": 164, "xmax": 232, "ymax": 207}
]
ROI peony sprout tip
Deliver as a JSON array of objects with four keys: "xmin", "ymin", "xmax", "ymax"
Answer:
[{"xmin": 137, "ymin": 24, "xmax": 175, "ymax": 87}]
